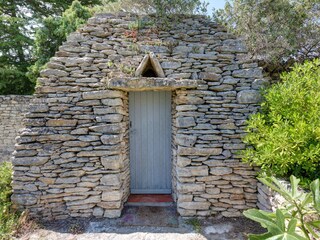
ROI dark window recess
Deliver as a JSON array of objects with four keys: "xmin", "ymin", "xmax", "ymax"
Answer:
[{"xmin": 142, "ymin": 68, "xmax": 157, "ymax": 77}]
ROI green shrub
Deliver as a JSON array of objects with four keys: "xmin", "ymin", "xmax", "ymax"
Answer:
[
  {"xmin": 0, "ymin": 162, "xmax": 19, "ymax": 240},
  {"xmin": 242, "ymin": 59, "xmax": 320, "ymax": 185},
  {"xmin": 244, "ymin": 176, "xmax": 320, "ymax": 240}
]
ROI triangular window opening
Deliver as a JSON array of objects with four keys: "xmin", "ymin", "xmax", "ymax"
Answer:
[
  {"xmin": 141, "ymin": 58, "xmax": 158, "ymax": 77},
  {"xmin": 135, "ymin": 52, "xmax": 165, "ymax": 78}
]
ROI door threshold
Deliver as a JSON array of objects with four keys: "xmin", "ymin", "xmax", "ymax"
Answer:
[
  {"xmin": 126, "ymin": 194, "xmax": 174, "ymax": 207},
  {"xmin": 125, "ymin": 202, "xmax": 174, "ymax": 207}
]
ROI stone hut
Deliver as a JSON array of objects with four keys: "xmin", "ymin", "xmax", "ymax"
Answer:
[{"xmin": 11, "ymin": 13, "xmax": 264, "ymax": 220}]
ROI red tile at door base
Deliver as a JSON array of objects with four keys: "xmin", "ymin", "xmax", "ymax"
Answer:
[{"xmin": 128, "ymin": 194, "xmax": 173, "ymax": 203}]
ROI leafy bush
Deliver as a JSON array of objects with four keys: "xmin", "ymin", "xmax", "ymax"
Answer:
[
  {"xmin": 0, "ymin": 162, "xmax": 20, "ymax": 240},
  {"xmin": 0, "ymin": 68, "xmax": 34, "ymax": 95},
  {"xmin": 242, "ymin": 59, "xmax": 320, "ymax": 185},
  {"xmin": 244, "ymin": 176, "xmax": 320, "ymax": 240}
]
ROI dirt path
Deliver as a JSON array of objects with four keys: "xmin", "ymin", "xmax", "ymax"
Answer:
[
  {"xmin": 23, "ymin": 230, "xmax": 206, "ymax": 240},
  {"xmin": 18, "ymin": 217, "xmax": 264, "ymax": 240}
]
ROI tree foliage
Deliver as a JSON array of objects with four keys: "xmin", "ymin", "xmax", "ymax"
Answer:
[
  {"xmin": 28, "ymin": 1, "xmax": 93, "ymax": 83},
  {"xmin": 96, "ymin": 0, "xmax": 207, "ymax": 15},
  {"xmin": 0, "ymin": 0, "xmax": 100, "ymax": 94},
  {"xmin": 214, "ymin": 0, "xmax": 320, "ymax": 77},
  {"xmin": 242, "ymin": 59, "xmax": 320, "ymax": 184}
]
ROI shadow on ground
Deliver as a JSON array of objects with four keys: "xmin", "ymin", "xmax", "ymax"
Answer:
[{"xmin": 19, "ymin": 206, "xmax": 265, "ymax": 240}]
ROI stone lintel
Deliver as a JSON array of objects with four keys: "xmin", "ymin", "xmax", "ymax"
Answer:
[{"xmin": 105, "ymin": 77, "xmax": 199, "ymax": 91}]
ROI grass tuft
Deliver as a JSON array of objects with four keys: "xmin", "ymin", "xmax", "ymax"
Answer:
[{"xmin": 0, "ymin": 162, "xmax": 20, "ymax": 240}]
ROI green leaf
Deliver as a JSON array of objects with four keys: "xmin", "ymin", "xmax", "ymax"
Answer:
[
  {"xmin": 243, "ymin": 209, "xmax": 282, "ymax": 232},
  {"xmin": 266, "ymin": 233, "xmax": 306, "ymax": 240},
  {"xmin": 287, "ymin": 218, "xmax": 297, "ymax": 234},
  {"xmin": 307, "ymin": 220, "xmax": 320, "ymax": 229},
  {"xmin": 275, "ymin": 209, "xmax": 285, "ymax": 232},
  {"xmin": 310, "ymin": 179, "xmax": 320, "ymax": 212},
  {"xmin": 305, "ymin": 222, "xmax": 320, "ymax": 239},
  {"xmin": 248, "ymin": 232, "xmax": 275, "ymax": 240},
  {"xmin": 290, "ymin": 175, "xmax": 300, "ymax": 198}
]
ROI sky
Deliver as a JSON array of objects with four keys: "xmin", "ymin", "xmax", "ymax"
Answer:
[{"xmin": 206, "ymin": 0, "xmax": 227, "ymax": 13}]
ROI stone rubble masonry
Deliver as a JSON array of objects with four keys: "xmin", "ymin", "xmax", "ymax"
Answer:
[
  {"xmin": 257, "ymin": 180, "xmax": 290, "ymax": 212},
  {"xmin": 11, "ymin": 12, "xmax": 266, "ymax": 220},
  {"xmin": 0, "ymin": 95, "xmax": 32, "ymax": 163}
]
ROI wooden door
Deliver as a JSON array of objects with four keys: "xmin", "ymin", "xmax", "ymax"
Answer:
[{"xmin": 129, "ymin": 91, "xmax": 172, "ymax": 194}]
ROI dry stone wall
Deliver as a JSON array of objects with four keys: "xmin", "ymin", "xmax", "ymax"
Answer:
[
  {"xmin": 0, "ymin": 95, "xmax": 32, "ymax": 163},
  {"xmin": 12, "ymin": 13, "xmax": 265, "ymax": 220},
  {"xmin": 257, "ymin": 180, "xmax": 289, "ymax": 212}
]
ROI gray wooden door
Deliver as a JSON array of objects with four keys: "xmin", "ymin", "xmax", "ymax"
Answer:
[{"xmin": 129, "ymin": 91, "xmax": 172, "ymax": 194}]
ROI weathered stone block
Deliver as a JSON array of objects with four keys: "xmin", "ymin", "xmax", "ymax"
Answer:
[
  {"xmin": 237, "ymin": 90, "xmax": 261, "ymax": 104},
  {"xmin": 93, "ymin": 207, "xmax": 104, "ymax": 217},
  {"xmin": 175, "ymin": 95, "xmax": 204, "ymax": 105},
  {"xmin": 252, "ymin": 79, "xmax": 269, "ymax": 90},
  {"xmin": 100, "ymin": 174, "xmax": 121, "ymax": 187},
  {"xmin": 101, "ymin": 134, "xmax": 122, "ymax": 145},
  {"xmin": 89, "ymin": 124, "xmax": 125, "ymax": 134},
  {"xmin": 104, "ymin": 209, "xmax": 122, "ymax": 218},
  {"xmin": 177, "ymin": 166, "xmax": 208, "ymax": 177},
  {"xmin": 176, "ymin": 134, "xmax": 197, "ymax": 147},
  {"xmin": 78, "ymin": 135, "xmax": 100, "ymax": 142},
  {"xmin": 179, "ymin": 201, "xmax": 210, "ymax": 210},
  {"xmin": 161, "ymin": 61, "xmax": 181, "ymax": 69},
  {"xmin": 223, "ymin": 143, "xmax": 245, "ymax": 150},
  {"xmin": 96, "ymin": 114, "xmax": 123, "ymax": 123},
  {"xmin": 60, "ymin": 170, "xmax": 85, "ymax": 178},
  {"xmin": 56, "ymin": 177, "xmax": 81, "ymax": 184},
  {"xmin": 40, "ymin": 69, "xmax": 68, "ymax": 77},
  {"xmin": 39, "ymin": 177, "xmax": 56, "ymax": 185},
  {"xmin": 12, "ymin": 157, "xmax": 49, "ymax": 166},
  {"xmin": 199, "ymin": 72, "xmax": 220, "ymax": 81},
  {"xmin": 101, "ymin": 98, "xmax": 123, "ymax": 106},
  {"xmin": 176, "ymin": 117, "xmax": 196, "ymax": 128},
  {"xmin": 47, "ymin": 119, "xmax": 78, "ymax": 127},
  {"xmin": 189, "ymin": 53, "xmax": 217, "ymax": 60},
  {"xmin": 66, "ymin": 196, "xmax": 101, "ymax": 206},
  {"xmin": 101, "ymin": 155, "xmax": 123, "ymax": 170},
  {"xmin": 177, "ymin": 156, "xmax": 191, "ymax": 167},
  {"xmin": 98, "ymin": 200, "xmax": 122, "ymax": 209},
  {"xmin": 177, "ymin": 146, "xmax": 222, "ymax": 156},
  {"xmin": 177, "ymin": 183, "xmax": 205, "ymax": 193},
  {"xmin": 210, "ymin": 167, "xmax": 233, "ymax": 176},
  {"xmin": 206, "ymin": 188, "xmax": 220, "ymax": 194},
  {"xmin": 83, "ymin": 90, "xmax": 124, "ymax": 100},
  {"xmin": 232, "ymin": 68, "xmax": 263, "ymax": 78},
  {"xmin": 102, "ymin": 191, "xmax": 122, "ymax": 201},
  {"xmin": 177, "ymin": 208, "xmax": 196, "ymax": 216},
  {"xmin": 14, "ymin": 150, "xmax": 37, "ymax": 157},
  {"xmin": 11, "ymin": 194, "xmax": 38, "ymax": 206}
]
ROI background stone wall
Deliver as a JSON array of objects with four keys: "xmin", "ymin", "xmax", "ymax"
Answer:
[
  {"xmin": 11, "ymin": 12, "xmax": 265, "ymax": 220},
  {"xmin": 257, "ymin": 180, "xmax": 289, "ymax": 212},
  {"xmin": 0, "ymin": 95, "xmax": 32, "ymax": 163}
]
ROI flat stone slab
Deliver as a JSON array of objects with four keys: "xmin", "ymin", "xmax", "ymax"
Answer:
[
  {"xmin": 105, "ymin": 77, "xmax": 200, "ymax": 91},
  {"xmin": 119, "ymin": 206, "xmax": 179, "ymax": 227}
]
